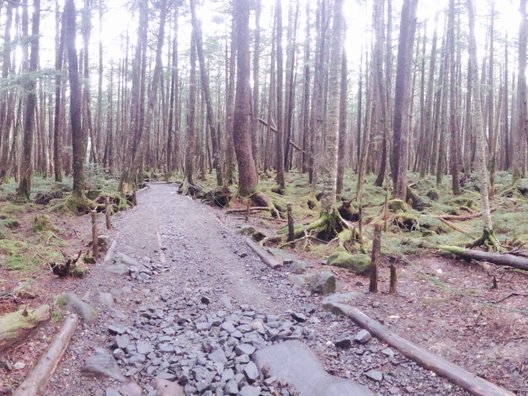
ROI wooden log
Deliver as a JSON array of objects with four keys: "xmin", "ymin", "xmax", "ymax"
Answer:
[
  {"xmin": 369, "ymin": 224, "xmax": 381, "ymax": 293},
  {"xmin": 0, "ymin": 305, "xmax": 51, "ymax": 351},
  {"xmin": 245, "ymin": 238, "xmax": 281, "ymax": 269},
  {"xmin": 14, "ymin": 314, "xmax": 79, "ymax": 396},
  {"xmin": 328, "ymin": 302, "xmax": 514, "ymax": 396},
  {"xmin": 437, "ymin": 207, "xmax": 497, "ymax": 221},
  {"xmin": 287, "ymin": 203, "xmax": 295, "ymax": 242},
  {"xmin": 440, "ymin": 245, "xmax": 528, "ymax": 271}
]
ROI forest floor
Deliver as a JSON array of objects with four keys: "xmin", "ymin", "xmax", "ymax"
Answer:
[{"xmin": 0, "ymin": 174, "xmax": 527, "ymax": 395}]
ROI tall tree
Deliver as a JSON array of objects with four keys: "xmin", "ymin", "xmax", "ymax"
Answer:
[
  {"xmin": 65, "ymin": 0, "xmax": 85, "ymax": 199},
  {"xmin": 513, "ymin": 0, "xmax": 527, "ymax": 182},
  {"xmin": 275, "ymin": 0, "xmax": 285, "ymax": 190},
  {"xmin": 466, "ymin": 0, "xmax": 498, "ymax": 249},
  {"xmin": 190, "ymin": 0, "xmax": 223, "ymax": 186},
  {"xmin": 233, "ymin": 0, "xmax": 258, "ymax": 196},
  {"xmin": 320, "ymin": 0, "xmax": 344, "ymax": 214},
  {"xmin": 18, "ymin": 0, "xmax": 40, "ymax": 200},
  {"xmin": 391, "ymin": 0, "xmax": 418, "ymax": 200}
]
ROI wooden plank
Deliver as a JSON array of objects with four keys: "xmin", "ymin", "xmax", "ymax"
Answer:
[
  {"xmin": 328, "ymin": 302, "xmax": 514, "ymax": 396},
  {"xmin": 14, "ymin": 314, "xmax": 79, "ymax": 396}
]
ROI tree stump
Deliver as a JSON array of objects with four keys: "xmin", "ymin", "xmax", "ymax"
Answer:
[{"xmin": 287, "ymin": 203, "xmax": 295, "ymax": 242}]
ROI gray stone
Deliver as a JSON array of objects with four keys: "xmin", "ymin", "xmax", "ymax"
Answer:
[
  {"xmin": 354, "ymin": 329, "xmax": 372, "ymax": 344},
  {"xmin": 309, "ymin": 272, "xmax": 336, "ymax": 295},
  {"xmin": 115, "ymin": 334, "xmax": 130, "ymax": 350},
  {"xmin": 382, "ymin": 347, "xmax": 395, "ymax": 358},
  {"xmin": 322, "ymin": 292, "xmax": 362, "ymax": 312},
  {"xmin": 151, "ymin": 377, "xmax": 185, "ymax": 396},
  {"xmin": 224, "ymin": 380, "xmax": 238, "ymax": 395},
  {"xmin": 253, "ymin": 341, "xmax": 373, "ymax": 396},
  {"xmin": 137, "ymin": 340, "xmax": 153, "ymax": 354},
  {"xmin": 235, "ymin": 344, "xmax": 255, "ymax": 356},
  {"xmin": 97, "ymin": 291, "xmax": 116, "ymax": 307},
  {"xmin": 365, "ymin": 370, "xmax": 383, "ymax": 382},
  {"xmin": 115, "ymin": 252, "xmax": 142, "ymax": 267},
  {"xmin": 243, "ymin": 362, "xmax": 259, "ymax": 383},
  {"xmin": 221, "ymin": 368, "xmax": 235, "ymax": 383},
  {"xmin": 105, "ymin": 388, "xmax": 121, "ymax": 396},
  {"xmin": 81, "ymin": 348, "xmax": 126, "ymax": 382},
  {"xmin": 104, "ymin": 264, "xmax": 130, "ymax": 275},
  {"xmin": 209, "ymin": 348, "xmax": 228, "ymax": 364},
  {"xmin": 291, "ymin": 312, "xmax": 307, "ymax": 322},
  {"xmin": 118, "ymin": 382, "xmax": 142, "ymax": 396},
  {"xmin": 288, "ymin": 260, "xmax": 308, "ymax": 274},
  {"xmin": 239, "ymin": 385, "xmax": 261, "ymax": 396},
  {"xmin": 108, "ymin": 324, "xmax": 126, "ymax": 335},
  {"xmin": 55, "ymin": 293, "xmax": 97, "ymax": 322}
]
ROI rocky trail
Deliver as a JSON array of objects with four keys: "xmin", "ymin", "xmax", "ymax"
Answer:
[{"xmin": 41, "ymin": 183, "xmax": 472, "ymax": 396}]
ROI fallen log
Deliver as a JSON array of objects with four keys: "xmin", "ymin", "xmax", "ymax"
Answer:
[
  {"xmin": 439, "ymin": 245, "xmax": 528, "ymax": 271},
  {"xmin": 245, "ymin": 238, "xmax": 281, "ymax": 269},
  {"xmin": 0, "ymin": 305, "xmax": 51, "ymax": 351},
  {"xmin": 436, "ymin": 207, "xmax": 497, "ymax": 221},
  {"xmin": 14, "ymin": 314, "xmax": 79, "ymax": 396},
  {"xmin": 328, "ymin": 302, "xmax": 514, "ymax": 396}
]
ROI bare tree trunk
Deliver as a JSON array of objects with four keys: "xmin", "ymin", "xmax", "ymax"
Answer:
[
  {"xmin": 336, "ymin": 53, "xmax": 347, "ymax": 196},
  {"xmin": 18, "ymin": 0, "xmax": 40, "ymax": 200},
  {"xmin": 392, "ymin": 0, "xmax": 418, "ymax": 200},
  {"xmin": 275, "ymin": 0, "xmax": 285, "ymax": 190},
  {"xmin": 513, "ymin": 0, "xmax": 527, "ymax": 183},
  {"xmin": 320, "ymin": 0, "xmax": 344, "ymax": 214},
  {"xmin": 233, "ymin": 0, "xmax": 258, "ymax": 197},
  {"xmin": 53, "ymin": 0, "xmax": 65, "ymax": 182}
]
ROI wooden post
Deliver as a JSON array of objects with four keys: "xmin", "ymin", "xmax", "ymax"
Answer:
[
  {"xmin": 287, "ymin": 202, "xmax": 295, "ymax": 242},
  {"xmin": 369, "ymin": 223, "xmax": 381, "ymax": 293},
  {"xmin": 105, "ymin": 198, "xmax": 112, "ymax": 230},
  {"xmin": 91, "ymin": 210, "xmax": 98, "ymax": 259},
  {"xmin": 390, "ymin": 262, "xmax": 398, "ymax": 294}
]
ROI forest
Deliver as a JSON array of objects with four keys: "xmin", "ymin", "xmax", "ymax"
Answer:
[{"xmin": 0, "ymin": 0, "xmax": 528, "ymax": 395}]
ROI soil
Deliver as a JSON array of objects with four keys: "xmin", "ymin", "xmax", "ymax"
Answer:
[{"xmin": 0, "ymin": 182, "xmax": 526, "ymax": 395}]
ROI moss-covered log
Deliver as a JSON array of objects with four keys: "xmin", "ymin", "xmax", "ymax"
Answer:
[
  {"xmin": 439, "ymin": 245, "xmax": 528, "ymax": 270},
  {"xmin": 0, "ymin": 305, "xmax": 51, "ymax": 351}
]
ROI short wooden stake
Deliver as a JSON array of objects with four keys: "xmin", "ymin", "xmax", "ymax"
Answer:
[
  {"xmin": 369, "ymin": 223, "xmax": 381, "ymax": 293},
  {"xmin": 245, "ymin": 198, "xmax": 250, "ymax": 222},
  {"xmin": 105, "ymin": 198, "xmax": 112, "ymax": 230},
  {"xmin": 91, "ymin": 209, "xmax": 98, "ymax": 259},
  {"xmin": 287, "ymin": 203, "xmax": 295, "ymax": 242},
  {"xmin": 389, "ymin": 262, "xmax": 398, "ymax": 294}
]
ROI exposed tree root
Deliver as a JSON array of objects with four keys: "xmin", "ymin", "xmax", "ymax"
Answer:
[
  {"xmin": 251, "ymin": 192, "xmax": 282, "ymax": 218},
  {"xmin": 466, "ymin": 227, "xmax": 502, "ymax": 251}
]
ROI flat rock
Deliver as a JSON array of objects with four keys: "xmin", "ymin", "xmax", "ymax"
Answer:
[
  {"xmin": 81, "ymin": 348, "xmax": 126, "ymax": 382},
  {"xmin": 253, "ymin": 340, "xmax": 373, "ymax": 396},
  {"xmin": 104, "ymin": 264, "xmax": 130, "ymax": 275},
  {"xmin": 105, "ymin": 388, "xmax": 121, "ymax": 396},
  {"xmin": 288, "ymin": 260, "xmax": 308, "ymax": 274},
  {"xmin": 322, "ymin": 292, "xmax": 362, "ymax": 312},
  {"xmin": 243, "ymin": 362, "xmax": 259, "ymax": 383},
  {"xmin": 151, "ymin": 377, "xmax": 185, "ymax": 396},
  {"xmin": 365, "ymin": 369, "xmax": 383, "ymax": 382},
  {"xmin": 239, "ymin": 385, "xmax": 261, "ymax": 396}
]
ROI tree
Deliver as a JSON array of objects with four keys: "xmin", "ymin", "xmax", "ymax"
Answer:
[
  {"xmin": 18, "ymin": 0, "xmax": 40, "ymax": 200},
  {"xmin": 391, "ymin": 0, "xmax": 418, "ymax": 200},
  {"xmin": 513, "ymin": 0, "xmax": 527, "ymax": 183},
  {"xmin": 232, "ymin": 0, "xmax": 258, "ymax": 197},
  {"xmin": 65, "ymin": 0, "xmax": 87, "ymax": 200},
  {"xmin": 465, "ymin": 0, "xmax": 498, "ymax": 249}
]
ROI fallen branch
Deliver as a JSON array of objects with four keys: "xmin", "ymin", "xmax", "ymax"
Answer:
[
  {"xmin": 258, "ymin": 118, "xmax": 305, "ymax": 153},
  {"xmin": 492, "ymin": 292, "xmax": 528, "ymax": 304},
  {"xmin": 328, "ymin": 302, "xmax": 514, "ymax": 396},
  {"xmin": 437, "ymin": 217, "xmax": 475, "ymax": 238},
  {"xmin": 437, "ymin": 208, "xmax": 497, "ymax": 221},
  {"xmin": 439, "ymin": 245, "xmax": 528, "ymax": 271},
  {"xmin": 226, "ymin": 207, "xmax": 275, "ymax": 214},
  {"xmin": 14, "ymin": 314, "xmax": 79, "ymax": 396}
]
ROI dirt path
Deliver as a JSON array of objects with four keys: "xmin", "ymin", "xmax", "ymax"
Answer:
[{"xmin": 42, "ymin": 183, "xmax": 469, "ymax": 396}]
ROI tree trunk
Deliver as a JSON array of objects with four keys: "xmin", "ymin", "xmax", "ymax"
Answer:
[
  {"xmin": 233, "ymin": 0, "xmax": 258, "ymax": 197},
  {"xmin": 391, "ymin": 0, "xmax": 418, "ymax": 200},
  {"xmin": 513, "ymin": 0, "xmax": 527, "ymax": 182},
  {"xmin": 18, "ymin": 0, "xmax": 40, "ymax": 200}
]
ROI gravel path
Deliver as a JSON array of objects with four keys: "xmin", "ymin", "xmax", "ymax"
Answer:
[{"xmin": 44, "ymin": 183, "xmax": 469, "ymax": 395}]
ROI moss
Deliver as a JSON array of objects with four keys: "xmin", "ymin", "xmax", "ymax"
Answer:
[
  {"xmin": 0, "ymin": 203, "xmax": 24, "ymax": 215},
  {"xmin": 393, "ymin": 213, "xmax": 420, "ymax": 231},
  {"xmin": 426, "ymin": 189, "xmax": 440, "ymax": 201},
  {"xmin": 32, "ymin": 214, "xmax": 58, "ymax": 233},
  {"xmin": 327, "ymin": 250, "xmax": 370, "ymax": 275},
  {"xmin": 72, "ymin": 263, "xmax": 87, "ymax": 277},
  {"xmin": 387, "ymin": 199, "xmax": 408, "ymax": 213}
]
